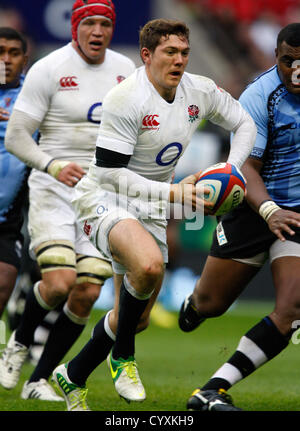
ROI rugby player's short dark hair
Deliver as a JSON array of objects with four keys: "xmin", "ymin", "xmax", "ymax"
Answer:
[
  {"xmin": 139, "ymin": 18, "xmax": 190, "ymax": 53},
  {"xmin": 277, "ymin": 23, "xmax": 300, "ymax": 49},
  {"xmin": 0, "ymin": 27, "xmax": 27, "ymax": 53}
]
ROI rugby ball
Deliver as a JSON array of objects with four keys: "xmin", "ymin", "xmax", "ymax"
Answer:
[{"xmin": 196, "ymin": 162, "xmax": 246, "ymax": 216}]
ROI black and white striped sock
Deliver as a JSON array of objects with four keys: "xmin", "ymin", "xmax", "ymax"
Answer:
[{"xmin": 201, "ymin": 316, "xmax": 289, "ymax": 391}]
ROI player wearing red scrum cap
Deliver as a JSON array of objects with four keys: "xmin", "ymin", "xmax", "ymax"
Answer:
[{"xmin": 0, "ymin": 0, "xmax": 135, "ymax": 403}]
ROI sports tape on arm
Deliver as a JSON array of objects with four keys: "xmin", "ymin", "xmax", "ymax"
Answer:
[{"xmin": 259, "ymin": 200, "xmax": 281, "ymax": 221}]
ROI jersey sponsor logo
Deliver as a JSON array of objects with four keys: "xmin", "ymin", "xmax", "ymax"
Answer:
[
  {"xmin": 83, "ymin": 220, "xmax": 92, "ymax": 237},
  {"xmin": 142, "ymin": 114, "xmax": 160, "ymax": 130},
  {"xmin": 59, "ymin": 76, "xmax": 79, "ymax": 91},
  {"xmin": 188, "ymin": 105, "xmax": 199, "ymax": 123}
]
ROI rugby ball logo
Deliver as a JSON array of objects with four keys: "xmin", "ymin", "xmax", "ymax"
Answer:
[{"xmin": 196, "ymin": 162, "xmax": 246, "ymax": 216}]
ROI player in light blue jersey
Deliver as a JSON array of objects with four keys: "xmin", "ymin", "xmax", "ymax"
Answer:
[
  {"xmin": 0, "ymin": 27, "xmax": 30, "ymax": 317},
  {"xmin": 179, "ymin": 23, "xmax": 300, "ymax": 411},
  {"xmin": 239, "ymin": 65, "xmax": 300, "ymax": 208}
]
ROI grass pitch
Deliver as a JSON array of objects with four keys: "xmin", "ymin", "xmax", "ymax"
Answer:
[{"xmin": 0, "ymin": 300, "xmax": 299, "ymax": 412}]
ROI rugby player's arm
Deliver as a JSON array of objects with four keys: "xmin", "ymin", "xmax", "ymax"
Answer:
[
  {"xmin": 206, "ymin": 83, "xmax": 257, "ymax": 169},
  {"xmin": 95, "ymin": 147, "xmax": 208, "ymax": 211},
  {"xmin": 241, "ymin": 157, "xmax": 270, "ymax": 211},
  {"xmin": 5, "ymin": 109, "xmax": 51, "ymax": 170},
  {"xmin": 243, "ymin": 157, "xmax": 300, "ymax": 240},
  {"xmin": 5, "ymin": 109, "xmax": 84, "ymax": 186}
]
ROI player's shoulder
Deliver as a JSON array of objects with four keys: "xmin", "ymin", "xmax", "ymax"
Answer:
[
  {"xmin": 240, "ymin": 66, "xmax": 280, "ymax": 103},
  {"xmin": 181, "ymin": 72, "xmax": 219, "ymax": 94},
  {"xmin": 105, "ymin": 48, "xmax": 135, "ymax": 69},
  {"xmin": 27, "ymin": 43, "xmax": 74, "ymax": 74},
  {"xmin": 103, "ymin": 67, "xmax": 148, "ymax": 110}
]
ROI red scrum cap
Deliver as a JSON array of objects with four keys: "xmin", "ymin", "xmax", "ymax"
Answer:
[{"xmin": 71, "ymin": 0, "xmax": 116, "ymax": 42}]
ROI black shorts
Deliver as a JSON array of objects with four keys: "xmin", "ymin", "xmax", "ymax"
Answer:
[
  {"xmin": 210, "ymin": 202, "xmax": 300, "ymax": 260},
  {"xmin": 0, "ymin": 216, "xmax": 24, "ymax": 270}
]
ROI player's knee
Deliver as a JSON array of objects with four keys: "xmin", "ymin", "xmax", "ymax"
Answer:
[
  {"xmin": 194, "ymin": 292, "xmax": 229, "ymax": 317},
  {"xmin": 138, "ymin": 256, "xmax": 164, "ymax": 285},
  {"xmin": 72, "ymin": 282, "xmax": 101, "ymax": 308},
  {"xmin": 42, "ymin": 275, "xmax": 75, "ymax": 301}
]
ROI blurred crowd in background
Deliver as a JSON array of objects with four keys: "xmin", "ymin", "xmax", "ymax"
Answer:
[
  {"xmin": 181, "ymin": 0, "xmax": 300, "ymax": 97},
  {"xmin": 1, "ymin": 0, "xmax": 295, "ymax": 312}
]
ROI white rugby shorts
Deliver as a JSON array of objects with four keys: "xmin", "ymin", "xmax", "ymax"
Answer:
[
  {"xmin": 234, "ymin": 239, "xmax": 300, "ymax": 267},
  {"xmin": 72, "ymin": 175, "xmax": 169, "ymax": 272},
  {"xmin": 28, "ymin": 170, "xmax": 105, "ymax": 260}
]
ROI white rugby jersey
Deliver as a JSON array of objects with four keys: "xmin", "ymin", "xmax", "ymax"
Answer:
[
  {"xmin": 13, "ymin": 43, "xmax": 135, "ymax": 170},
  {"xmin": 93, "ymin": 66, "xmax": 253, "ymax": 183}
]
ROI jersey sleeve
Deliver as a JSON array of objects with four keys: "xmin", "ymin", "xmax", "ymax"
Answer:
[
  {"xmin": 95, "ymin": 87, "xmax": 139, "ymax": 155},
  {"xmin": 13, "ymin": 60, "xmax": 53, "ymax": 122},
  {"xmin": 202, "ymin": 79, "xmax": 256, "ymax": 168},
  {"xmin": 204, "ymin": 80, "xmax": 248, "ymax": 131},
  {"xmin": 239, "ymin": 85, "xmax": 268, "ymax": 160}
]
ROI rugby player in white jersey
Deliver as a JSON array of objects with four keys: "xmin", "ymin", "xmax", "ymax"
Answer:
[
  {"xmin": 0, "ymin": 0, "xmax": 135, "ymax": 402},
  {"xmin": 51, "ymin": 18, "xmax": 257, "ymax": 411}
]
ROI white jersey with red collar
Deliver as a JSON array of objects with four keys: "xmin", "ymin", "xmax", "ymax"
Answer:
[
  {"xmin": 91, "ymin": 66, "xmax": 251, "ymax": 183},
  {"xmin": 13, "ymin": 43, "xmax": 135, "ymax": 171}
]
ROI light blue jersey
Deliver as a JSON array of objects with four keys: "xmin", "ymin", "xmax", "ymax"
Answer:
[
  {"xmin": 239, "ymin": 66, "xmax": 300, "ymax": 207},
  {"xmin": 0, "ymin": 75, "xmax": 30, "ymax": 223}
]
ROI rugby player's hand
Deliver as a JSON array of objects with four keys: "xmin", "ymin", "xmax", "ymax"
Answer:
[
  {"xmin": 47, "ymin": 159, "xmax": 85, "ymax": 187},
  {"xmin": 169, "ymin": 172, "xmax": 214, "ymax": 214},
  {"xmin": 267, "ymin": 208, "xmax": 300, "ymax": 242},
  {"xmin": 0, "ymin": 107, "xmax": 9, "ymax": 121}
]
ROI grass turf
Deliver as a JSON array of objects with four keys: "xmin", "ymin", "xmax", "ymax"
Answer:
[{"xmin": 0, "ymin": 300, "xmax": 299, "ymax": 412}]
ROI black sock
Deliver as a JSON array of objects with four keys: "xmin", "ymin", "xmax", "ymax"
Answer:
[
  {"xmin": 15, "ymin": 282, "xmax": 53, "ymax": 348},
  {"xmin": 29, "ymin": 306, "xmax": 86, "ymax": 383},
  {"xmin": 67, "ymin": 312, "xmax": 115, "ymax": 387},
  {"xmin": 201, "ymin": 316, "xmax": 289, "ymax": 392},
  {"xmin": 112, "ymin": 277, "xmax": 151, "ymax": 360}
]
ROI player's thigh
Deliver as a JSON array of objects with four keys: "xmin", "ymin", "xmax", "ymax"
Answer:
[
  {"xmin": 0, "ymin": 261, "xmax": 18, "ymax": 284},
  {"xmin": 75, "ymin": 254, "xmax": 112, "ymax": 286},
  {"xmin": 0, "ymin": 234, "xmax": 22, "ymax": 299},
  {"xmin": 270, "ymin": 240, "xmax": 300, "ymax": 323},
  {"xmin": 108, "ymin": 218, "xmax": 164, "ymax": 275},
  {"xmin": 194, "ymin": 255, "xmax": 259, "ymax": 312},
  {"xmin": 0, "ymin": 261, "xmax": 18, "ymax": 302},
  {"xmin": 28, "ymin": 172, "xmax": 76, "ymax": 251},
  {"xmin": 0, "ymin": 232, "xmax": 23, "ymax": 270}
]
